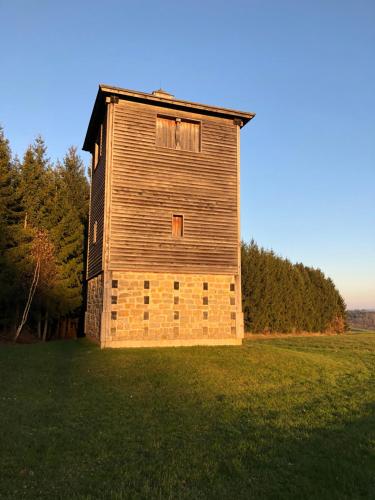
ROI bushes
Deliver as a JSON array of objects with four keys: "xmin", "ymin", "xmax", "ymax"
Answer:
[{"xmin": 241, "ymin": 241, "xmax": 347, "ymax": 333}]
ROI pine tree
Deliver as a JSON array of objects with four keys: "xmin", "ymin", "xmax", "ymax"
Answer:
[
  {"xmin": 12, "ymin": 136, "xmax": 57, "ymax": 337},
  {"xmin": 0, "ymin": 127, "xmax": 23, "ymax": 330},
  {"xmin": 0, "ymin": 127, "xmax": 14, "ymax": 328},
  {"xmin": 0, "ymin": 132, "xmax": 90, "ymax": 339},
  {"xmin": 56, "ymin": 147, "xmax": 89, "ymax": 222},
  {"xmin": 51, "ymin": 148, "xmax": 89, "ymax": 319},
  {"xmin": 17, "ymin": 135, "xmax": 55, "ymax": 231},
  {"xmin": 241, "ymin": 241, "xmax": 347, "ymax": 334}
]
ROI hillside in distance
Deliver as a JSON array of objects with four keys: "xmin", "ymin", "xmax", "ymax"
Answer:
[{"xmin": 347, "ymin": 310, "xmax": 375, "ymax": 331}]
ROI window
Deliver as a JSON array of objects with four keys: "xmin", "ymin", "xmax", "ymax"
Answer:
[
  {"xmin": 93, "ymin": 124, "xmax": 103, "ymax": 169},
  {"xmin": 156, "ymin": 116, "xmax": 200, "ymax": 152},
  {"xmin": 172, "ymin": 215, "xmax": 183, "ymax": 238},
  {"xmin": 93, "ymin": 221, "xmax": 98, "ymax": 244}
]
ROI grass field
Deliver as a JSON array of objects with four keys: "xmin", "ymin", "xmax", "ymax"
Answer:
[{"xmin": 1, "ymin": 334, "xmax": 374, "ymax": 499}]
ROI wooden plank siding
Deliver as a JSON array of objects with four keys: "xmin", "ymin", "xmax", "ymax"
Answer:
[
  {"xmin": 87, "ymin": 113, "xmax": 107, "ymax": 279},
  {"xmin": 108, "ymin": 100, "xmax": 239, "ymax": 274}
]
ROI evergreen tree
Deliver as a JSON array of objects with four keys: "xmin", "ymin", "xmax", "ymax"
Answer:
[
  {"xmin": 0, "ymin": 127, "xmax": 15, "ymax": 328},
  {"xmin": 56, "ymin": 147, "xmax": 89, "ymax": 222},
  {"xmin": 0, "ymin": 127, "xmax": 24, "ymax": 330},
  {"xmin": 0, "ymin": 127, "xmax": 19, "ymax": 227},
  {"xmin": 241, "ymin": 241, "xmax": 347, "ymax": 334},
  {"xmin": 17, "ymin": 135, "xmax": 55, "ymax": 230},
  {"xmin": 51, "ymin": 147, "xmax": 89, "ymax": 319},
  {"xmin": 12, "ymin": 136, "xmax": 57, "ymax": 337},
  {"xmin": 0, "ymin": 131, "xmax": 90, "ymax": 339}
]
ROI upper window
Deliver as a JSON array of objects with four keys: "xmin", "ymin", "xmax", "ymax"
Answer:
[
  {"xmin": 156, "ymin": 116, "xmax": 200, "ymax": 152},
  {"xmin": 93, "ymin": 124, "xmax": 103, "ymax": 169},
  {"xmin": 93, "ymin": 220, "xmax": 98, "ymax": 244}
]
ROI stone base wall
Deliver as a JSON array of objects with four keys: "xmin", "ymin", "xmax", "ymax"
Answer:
[
  {"xmin": 85, "ymin": 273, "xmax": 104, "ymax": 343},
  {"xmin": 104, "ymin": 271, "xmax": 243, "ymax": 348}
]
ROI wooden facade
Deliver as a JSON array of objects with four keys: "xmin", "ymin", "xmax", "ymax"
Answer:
[{"xmin": 83, "ymin": 85, "xmax": 254, "ymax": 348}]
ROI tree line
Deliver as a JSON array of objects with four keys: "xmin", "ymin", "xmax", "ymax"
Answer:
[
  {"xmin": 241, "ymin": 241, "xmax": 347, "ymax": 333},
  {"xmin": 347, "ymin": 310, "xmax": 375, "ymax": 331},
  {"xmin": 0, "ymin": 127, "xmax": 89, "ymax": 340},
  {"xmin": 0, "ymin": 126, "xmax": 347, "ymax": 339}
]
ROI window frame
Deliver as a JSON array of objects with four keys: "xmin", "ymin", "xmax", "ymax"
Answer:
[
  {"xmin": 171, "ymin": 214, "xmax": 184, "ymax": 238},
  {"xmin": 93, "ymin": 123, "xmax": 103, "ymax": 170},
  {"xmin": 93, "ymin": 220, "xmax": 98, "ymax": 245},
  {"xmin": 156, "ymin": 114, "xmax": 201, "ymax": 153}
]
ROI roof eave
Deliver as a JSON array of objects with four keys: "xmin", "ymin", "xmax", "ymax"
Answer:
[
  {"xmin": 83, "ymin": 84, "xmax": 255, "ymax": 152},
  {"xmin": 83, "ymin": 86, "xmax": 104, "ymax": 152}
]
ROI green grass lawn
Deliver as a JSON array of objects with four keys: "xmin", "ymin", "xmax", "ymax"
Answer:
[{"xmin": 0, "ymin": 334, "xmax": 374, "ymax": 499}]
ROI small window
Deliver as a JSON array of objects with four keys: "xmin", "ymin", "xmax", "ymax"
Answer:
[
  {"xmin": 94, "ymin": 124, "xmax": 103, "ymax": 169},
  {"xmin": 203, "ymin": 282, "xmax": 208, "ymax": 290},
  {"xmin": 93, "ymin": 221, "xmax": 98, "ymax": 244},
  {"xmin": 174, "ymin": 281, "xmax": 179, "ymax": 290},
  {"xmin": 144, "ymin": 296, "xmax": 149, "ymax": 304},
  {"xmin": 172, "ymin": 215, "xmax": 183, "ymax": 238},
  {"xmin": 156, "ymin": 116, "xmax": 200, "ymax": 152},
  {"xmin": 112, "ymin": 280, "xmax": 118, "ymax": 289},
  {"xmin": 144, "ymin": 280, "xmax": 150, "ymax": 289}
]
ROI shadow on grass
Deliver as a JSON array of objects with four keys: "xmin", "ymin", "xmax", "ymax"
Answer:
[{"xmin": 0, "ymin": 339, "xmax": 374, "ymax": 499}]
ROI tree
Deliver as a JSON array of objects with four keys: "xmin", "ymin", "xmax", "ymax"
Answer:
[
  {"xmin": 51, "ymin": 148, "xmax": 89, "ymax": 319},
  {"xmin": 0, "ymin": 127, "xmax": 23, "ymax": 331},
  {"xmin": 17, "ymin": 135, "xmax": 55, "ymax": 230},
  {"xmin": 14, "ymin": 229, "xmax": 56, "ymax": 342},
  {"xmin": 241, "ymin": 241, "xmax": 347, "ymax": 334},
  {"xmin": 0, "ymin": 130, "xmax": 90, "ymax": 340}
]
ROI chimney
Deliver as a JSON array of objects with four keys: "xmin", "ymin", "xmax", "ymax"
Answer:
[{"xmin": 152, "ymin": 88, "xmax": 174, "ymax": 100}]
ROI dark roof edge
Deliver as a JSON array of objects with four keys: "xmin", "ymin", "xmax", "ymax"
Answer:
[{"xmin": 83, "ymin": 84, "xmax": 255, "ymax": 151}]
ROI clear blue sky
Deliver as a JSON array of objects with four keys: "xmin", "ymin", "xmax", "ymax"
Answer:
[{"xmin": 1, "ymin": 0, "xmax": 374, "ymax": 309}]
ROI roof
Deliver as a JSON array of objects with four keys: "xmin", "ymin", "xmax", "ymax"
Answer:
[{"xmin": 83, "ymin": 84, "xmax": 255, "ymax": 152}]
